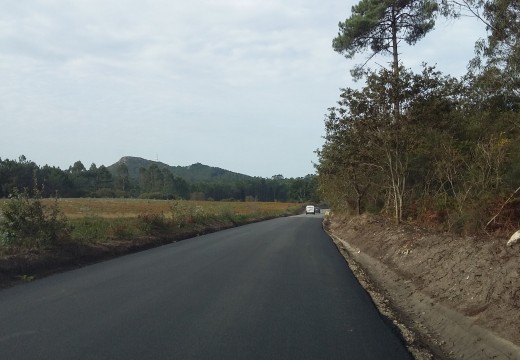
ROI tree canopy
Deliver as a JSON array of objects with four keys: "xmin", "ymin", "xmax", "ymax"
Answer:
[
  {"xmin": 333, "ymin": 0, "xmax": 441, "ymax": 79},
  {"xmin": 319, "ymin": 0, "xmax": 520, "ymax": 232},
  {"xmin": 0, "ymin": 157, "xmax": 317, "ymax": 203}
]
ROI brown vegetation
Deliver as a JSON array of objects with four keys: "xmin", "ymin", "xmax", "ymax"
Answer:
[{"xmin": 0, "ymin": 198, "xmax": 301, "ymax": 288}]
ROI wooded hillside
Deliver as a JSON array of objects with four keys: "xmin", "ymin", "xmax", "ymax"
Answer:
[
  {"xmin": 317, "ymin": 0, "xmax": 520, "ymax": 234},
  {"xmin": 0, "ymin": 156, "xmax": 317, "ymax": 203}
]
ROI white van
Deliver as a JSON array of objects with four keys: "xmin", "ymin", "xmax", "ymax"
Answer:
[{"xmin": 305, "ymin": 205, "xmax": 315, "ymax": 215}]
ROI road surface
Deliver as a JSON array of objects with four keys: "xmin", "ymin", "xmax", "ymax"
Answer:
[{"xmin": 0, "ymin": 214, "xmax": 412, "ymax": 359}]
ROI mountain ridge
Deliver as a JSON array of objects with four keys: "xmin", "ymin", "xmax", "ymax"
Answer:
[{"xmin": 107, "ymin": 156, "xmax": 252, "ymax": 183}]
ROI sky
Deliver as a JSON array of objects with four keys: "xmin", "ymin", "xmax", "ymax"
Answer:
[{"xmin": 0, "ymin": 0, "xmax": 487, "ymax": 178}]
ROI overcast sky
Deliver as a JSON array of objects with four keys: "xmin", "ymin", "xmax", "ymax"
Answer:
[{"xmin": 0, "ymin": 0, "xmax": 486, "ymax": 178}]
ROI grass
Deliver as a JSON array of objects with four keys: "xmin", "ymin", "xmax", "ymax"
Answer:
[
  {"xmin": 0, "ymin": 198, "xmax": 302, "ymax": 248},
  {"xmin": 0, "ymin": 198, "xmax": 302, "ymax": 285},
  {"xmin": 36, "ymin": 198, "xmax": 300, "ymax": 218}
]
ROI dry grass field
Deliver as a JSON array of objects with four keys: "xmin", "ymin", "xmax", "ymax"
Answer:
[
  {"xmin": 0, "ymin": 198, "xmax": 302, "ymax": 219},
  {"xmin": 0, "ymin": 197, "xmax": 302, "ymax": 249},
  {"xmin": 0, "ymin": 198, "xmax": 303, "ymax": 285},
  {"xmin": 35, "ymin": 198, "xmax": 302, "ymax": 218}
]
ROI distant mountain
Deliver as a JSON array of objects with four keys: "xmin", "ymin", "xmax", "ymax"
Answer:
[{"xmin": 107, "ymin": 156, "xmax": 252, "ymax": 183}]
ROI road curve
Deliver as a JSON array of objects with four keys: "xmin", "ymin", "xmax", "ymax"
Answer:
[{"xmin": 0, "ymin": 215, "xmax": 412, "ymax": 359}]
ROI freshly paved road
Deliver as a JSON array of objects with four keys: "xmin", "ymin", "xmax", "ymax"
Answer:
[{"xmin": 0, "ymin": 215, "xmax": 412, "ymax": 359}]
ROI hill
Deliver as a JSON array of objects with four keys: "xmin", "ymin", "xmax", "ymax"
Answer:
[{"xmin": 107, "ymin": 156, "xmax": 252, "ymax": 183}]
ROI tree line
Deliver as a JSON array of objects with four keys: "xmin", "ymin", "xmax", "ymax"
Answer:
[
  {"xmin": 0, "ymin": 156, "xmax": 318, "ymax": 203},
  {"xmin": 316, "ymin": 0, "xmax": 520, "ymax": 233}
]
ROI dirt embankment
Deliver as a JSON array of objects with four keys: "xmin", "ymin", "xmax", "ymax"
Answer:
[{"xmin": 326, "ymin": 214, "xmax": 520, "ymax": 360}]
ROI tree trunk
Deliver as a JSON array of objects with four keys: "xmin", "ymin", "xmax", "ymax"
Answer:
[
  {"xmin": 389, "ymin": 5, "xmax": 403, "ymax": 224},
  {"xmin": 391, "ymin": 5, "xmax": 400, "ymax": 119}
]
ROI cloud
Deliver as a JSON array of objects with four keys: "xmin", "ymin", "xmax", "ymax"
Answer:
[{"xmin": 0, "ymin": 0, "xmax": 486, "ymax": 177}]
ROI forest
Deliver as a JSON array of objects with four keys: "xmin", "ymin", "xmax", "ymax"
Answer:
[
  {"xmin": 316, "ymin": 0, "xmax": 520, "ymax": 234},
  {"xmin": 0, "ymin": 156, "xmax": 318, "ymax": 203}
]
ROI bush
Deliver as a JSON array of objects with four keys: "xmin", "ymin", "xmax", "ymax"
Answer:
[
  {"xmin": 170, "ymin": 201, "xmax": 194, "ymax": 228},
  {"xmin": 139, "ymin": 192, "xmax": 166, "ymax": 200},
  {"xmin": 69, "ymin": 216, "xmax": 115, "ymax": 242},
  {"xmin": 90, "ymin": 188, "xmax": 116, "ymax": 198},
  {"xmin": 137, "ymin": 213, "xmax": 169, "ymax": 235},
  {"xmin": 0, "ymin": 188, "xmax": 71, "ymax": 249}
]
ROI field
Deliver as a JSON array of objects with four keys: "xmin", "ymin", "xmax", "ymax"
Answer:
[
  {"xmin": 0, "ymin": 198, "xmax": 302, "ymax": 286},
  {"xmin": 41, "ymin": 198, "xmax": 301, "ymax": 219},
  {"xmin": 0, "ymin": 197, "xmax": 302, "ymax": 249}
]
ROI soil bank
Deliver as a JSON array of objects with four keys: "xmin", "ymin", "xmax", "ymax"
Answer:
[{"xmin": 326, "ymin": 214, "xmax": 520, "ymax": 359}]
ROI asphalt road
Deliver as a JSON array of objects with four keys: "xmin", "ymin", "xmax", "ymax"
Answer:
[{"xmin": 0, "ymin": 214, "xmax": 412, "ymax": 360}]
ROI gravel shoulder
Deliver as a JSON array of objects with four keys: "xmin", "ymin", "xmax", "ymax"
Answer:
[{"xmin": 325, "ymin": 214, "xmax": 520, "ymax": 360}]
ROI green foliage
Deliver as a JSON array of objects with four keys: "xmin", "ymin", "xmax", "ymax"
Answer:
[
  {"xmin": 0, "ymin": 188, "xmax": 71, "ymax": 249},
  {"xmin": 137, "ymin": 213, "xmax": 170, "ymax": 235},
  {"xmin": 139, "ymin": 192, "xmax": 168, "ymax": 200},
  {"xmin": 318, "ymin": 66, "xmax": 457, "ymax": 222},
  {"xmin": 320, "ymin": 0, "xmax": 520, "ymax": 233},
  {"xmin": 91, "ymin": 188, "xmax": 116, "ymax": 198},
  {"xmin": 69, "ymin": 216, "xmax": 142, "ymax": 242},
  {"xmin": 0, "ymin": 156, "xmax": 39, "ymax": 198},
  {"xmin": 467, "ymin": 0, "xmax": 520, "ymax": 97},
  {"xmin": 115, "ymin": 162, "xmax": 130, "ymax": 192},
  {"xmin": 0, "ymin": 156, "xmax": 317, "ymax": 203},
  {"xmin": 317, "ymin": 62, "xmax": 520, "ymax": 232},
  {"xmin": 70, "ymin": 216, "xmax": 112, "ymax": 242},
  {"xmin": 333, "ymin": 0, "xmax": 441, "ymax": 77}
]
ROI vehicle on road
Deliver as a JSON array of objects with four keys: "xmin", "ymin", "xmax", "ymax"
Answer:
[{"xmin": 305, "ymin": 205, "xmax": 315, "ymax": 215}]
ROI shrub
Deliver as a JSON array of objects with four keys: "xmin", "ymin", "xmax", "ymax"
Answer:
[
  {"xmin": 107, "ymin": 219, "xmax": 139, "ymax": 239},
  {"xmin": 139, "ymin": 192, "xmax": 166, "ymax": 200},
  {"xmin": 0, "ymin": 188, "xmax": 71, "ymax": 249},
  {"xmin": 170, "ymin": 201, "xmax": 194, "ymax": 228},
  {"xmin": 69, "ymin": 216, "xmax": 110, "ymax": 242},
  {"xmin": 90, "ymin": 188, "xmax": 115, "ymax": 198},
  {"xmin": 137, "ymin": 213, "xmax": 169, "ymax": 235}
]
